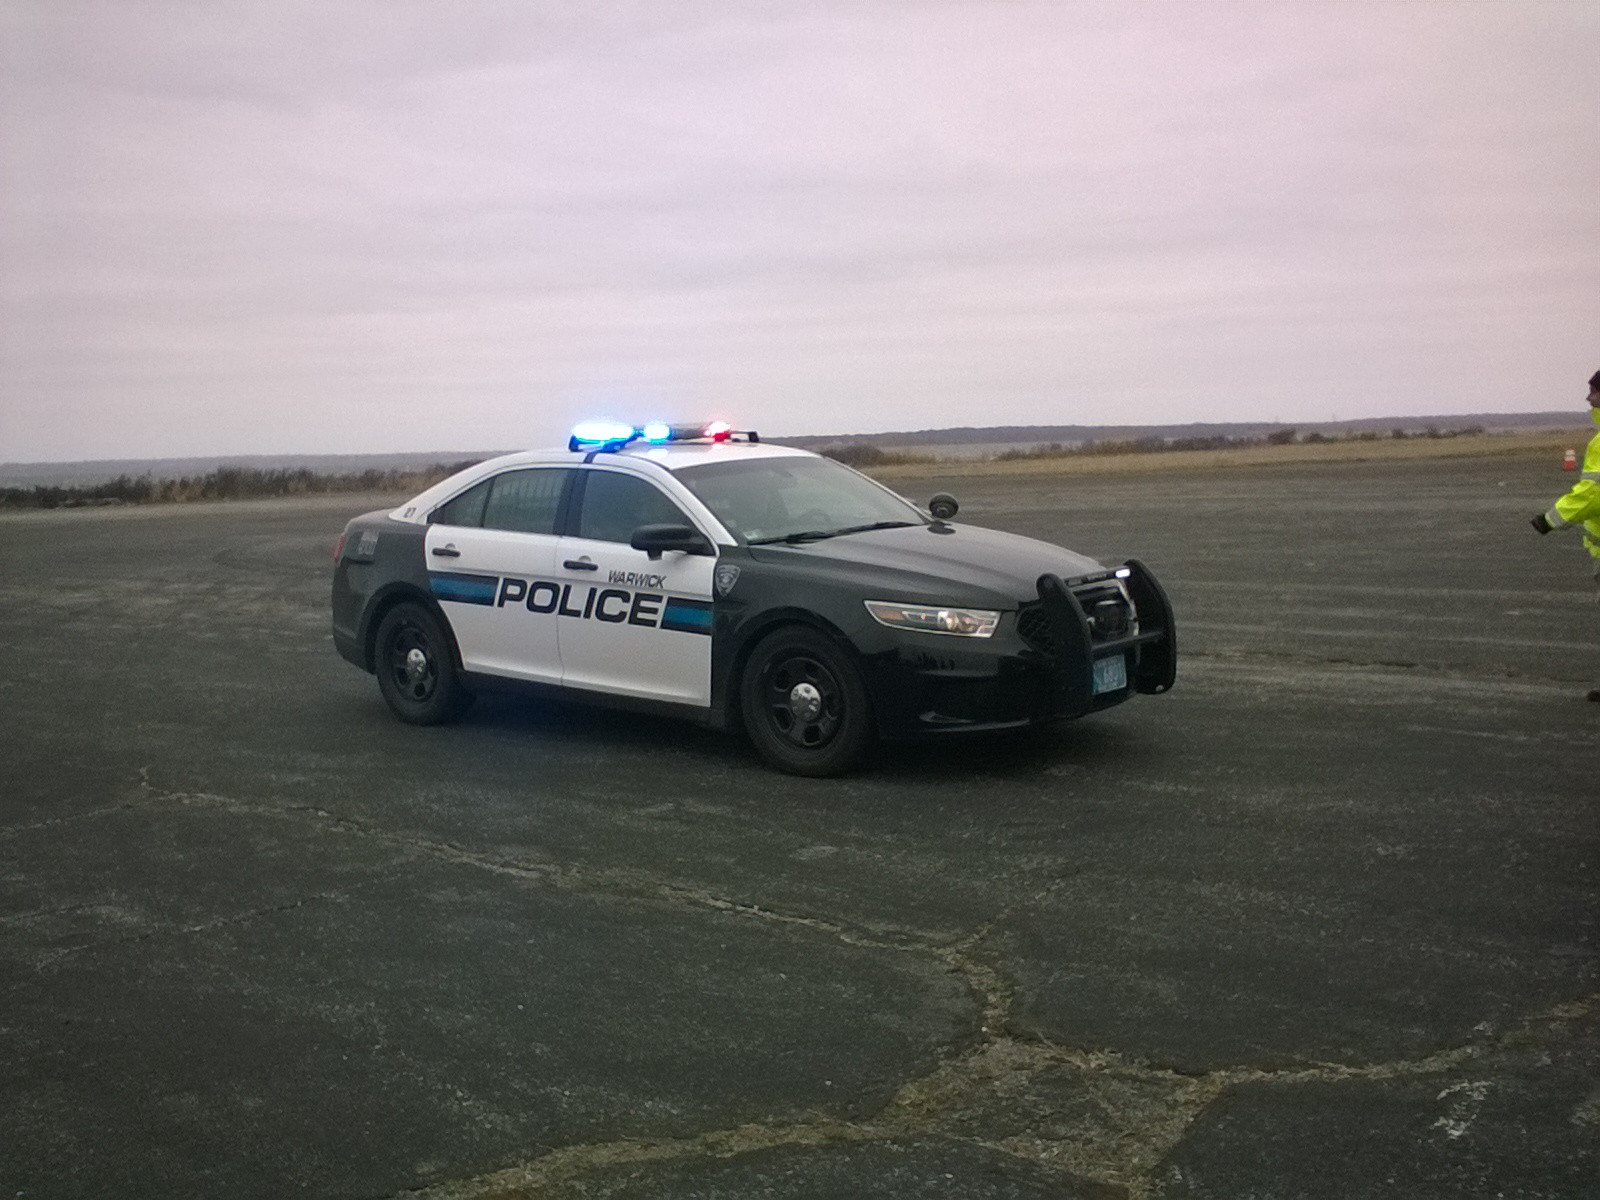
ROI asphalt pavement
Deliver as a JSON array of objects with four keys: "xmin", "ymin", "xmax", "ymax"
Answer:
[{"xmin": 1, "ymin": 451, "xmax": 1595, "ymax": 1199}]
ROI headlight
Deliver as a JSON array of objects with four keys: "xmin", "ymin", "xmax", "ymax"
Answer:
[{"xmin": 864, "ymin": 601, "xmax": 1000, "ymax": 638}]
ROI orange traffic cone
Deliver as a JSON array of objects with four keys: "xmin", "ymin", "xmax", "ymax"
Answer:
[{"xmin": 1563, "ymin": 447, "xmax": 1578, "ymax": 470}]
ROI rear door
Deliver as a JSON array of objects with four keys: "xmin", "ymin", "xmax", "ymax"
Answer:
[
  {"xmin": 555, "ymin": 467, "xmax": 716, "ymax": 706},
  {"xmin": 423, "ymin": 467, "xmax": 574, "ymax": 684}
]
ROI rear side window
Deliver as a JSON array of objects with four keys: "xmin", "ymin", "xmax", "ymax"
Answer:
[
  {"xmin": 429, "ymin": 478, "xmax": 492, "ymax": 527},
  {"xmin": 481, "ymin": 469, "xmax": 571, "ymax": 535},
  {"xmin": 576, "ymin": 471, "xmax": 690, "ymax": 543}
]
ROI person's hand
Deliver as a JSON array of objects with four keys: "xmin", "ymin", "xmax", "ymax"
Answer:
[{"xmin": 1530, "ymin": 513, "xmax": 1553, "ymax": 534}]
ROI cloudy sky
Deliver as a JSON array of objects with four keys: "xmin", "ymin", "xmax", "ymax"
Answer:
[{"xmin": 3, "ymin": 1, "xmax": 1596, "ymax": 462}]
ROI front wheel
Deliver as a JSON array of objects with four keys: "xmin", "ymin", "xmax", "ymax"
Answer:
[
  {"xmin": 740, "ymin": 627, "xmax": 874, "ymax": 776},
  {"xmin": 373, "ymin": 602, "xmax": 471, "ymax": 725}
]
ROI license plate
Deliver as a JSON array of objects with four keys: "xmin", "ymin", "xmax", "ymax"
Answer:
[{"xmin": 1092, "ymin": 655, "xmax": 1127, "ymax": 695}]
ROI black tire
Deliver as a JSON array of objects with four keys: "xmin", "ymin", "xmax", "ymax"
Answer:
[
  {"xmin": 373, "ymin": 602, "xmax": 471, "ymax": 725},
  {"xmin": 740, "ymin": 626, "xmax": 874, "ymax": 776}
]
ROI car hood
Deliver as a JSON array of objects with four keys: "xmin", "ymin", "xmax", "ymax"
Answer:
[{"xmin": 747, "ymin": 522, "xmax": 1105, "ymax": 605}]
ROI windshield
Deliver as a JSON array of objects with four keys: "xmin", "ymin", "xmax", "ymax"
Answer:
[{"xmin": 672, "ymin": 455, "xmax": 925, "ymax": 544}]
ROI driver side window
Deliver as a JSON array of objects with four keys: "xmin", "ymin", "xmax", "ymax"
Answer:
[{"xmin": 577, "ymin": 472, "xmax": 690, "ymax": 543}]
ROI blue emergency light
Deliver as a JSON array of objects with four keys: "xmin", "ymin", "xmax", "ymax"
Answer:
[{"xmin": 568, "ymin": 421, "xmax": 637, "ymax": 451}]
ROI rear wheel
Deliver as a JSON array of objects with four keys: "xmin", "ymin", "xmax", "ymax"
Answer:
[
  {"xmin": 741, "ymin": 627, "xmax": 874, "ymax": 776},
  {"xmin": 373, "ymin": 602, "xmax": 470, "ymax": 725}
]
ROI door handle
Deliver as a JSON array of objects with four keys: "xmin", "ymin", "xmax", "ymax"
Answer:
[
  {"xmin": 431, "ymin": 545, "xmax": 461, "ymax": 558},
  {"xmin": 563, "ymin": 559, "xmax": 599, "ymax": 571}
]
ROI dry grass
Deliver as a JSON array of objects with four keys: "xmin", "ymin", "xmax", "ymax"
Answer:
[{"xmin": 867, "ymin": 429, "xmax": 1590, "ymax": 481}]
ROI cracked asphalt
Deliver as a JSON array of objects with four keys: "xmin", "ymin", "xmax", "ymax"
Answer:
[{"xmin": 2, "ymin": 451, "xmax": 1596, "ymax": 1199}]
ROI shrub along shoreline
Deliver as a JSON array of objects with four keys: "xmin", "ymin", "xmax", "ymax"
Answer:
[
  {"xmin": 812, "ymin": 422, "xmax": 1501, "ymax": 469},
  {"xmin": 0, "ymin": 462, "xmax": 483, "ymax": 511}
]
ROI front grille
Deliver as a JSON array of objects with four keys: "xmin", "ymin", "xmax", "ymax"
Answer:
[
  {"xmin": 1017, "ymin": 605, "xmax": 1062, "ymax": 655},
  {"xmin": 1017, "ymin": 582, "xmax": 1135, "ymax": 656}
]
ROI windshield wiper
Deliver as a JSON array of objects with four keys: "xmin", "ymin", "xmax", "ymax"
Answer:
[
  {"xmin": 747, "ymin": 520, "xmax": 920, "ymax": 546},
  {"xmin": 829, "ymin": 520, "xmax": 920, "ymax": 536},
  {"xmin": 748, "ymin": 529, "xmax": 836, "ymax": 545}
]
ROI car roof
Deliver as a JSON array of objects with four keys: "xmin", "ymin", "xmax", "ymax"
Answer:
[
  {"xmin": 542, "ymin": 440, "xmax": 815, "ymax": 470},
  {"xmin": 391, "ymin": 439, "xmax": 820, "ymax": 523}
]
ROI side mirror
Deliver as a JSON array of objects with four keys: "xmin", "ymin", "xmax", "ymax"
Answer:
[
  {"xmin": 630, "ymin": 523, "xmax": 713, "ymax": 560},
  {"xmin": 928, "ymin": 493, "xmax": 959, "ymax": 521}
]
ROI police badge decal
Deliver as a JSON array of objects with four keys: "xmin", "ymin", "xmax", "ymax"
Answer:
[{"xmin": 714, "ymin": 563, "xmax": 741, "ymax": 597}]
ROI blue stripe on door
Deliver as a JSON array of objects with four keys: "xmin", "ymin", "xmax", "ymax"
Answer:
[
  {"xmin": 660, "ymin": 598, "xmax": 713, "ymax": 634},
  {"xmin": 429, "ymin": 571, "xmax": 499, "ymax": 606}
]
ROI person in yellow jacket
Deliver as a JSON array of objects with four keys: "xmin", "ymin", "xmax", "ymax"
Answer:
[{"xmin": 1531, "ymin": 368, "xmax": 1600, "ymax": 701}]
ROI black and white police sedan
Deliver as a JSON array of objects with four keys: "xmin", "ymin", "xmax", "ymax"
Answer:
[{"xmin": 332, "ymin": 421, "xmax": 1176, "ymax": 775}]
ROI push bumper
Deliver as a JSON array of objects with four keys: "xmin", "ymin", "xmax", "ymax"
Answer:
[{"xmin": 862, "ymin": 559, "xmax": 1176, "ymax": 737}]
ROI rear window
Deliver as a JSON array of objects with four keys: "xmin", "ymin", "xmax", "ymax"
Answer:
[
  {"xmin": 482, "ymin": 469, "xmax": 571, "ymax": 535},
  {"xmin": 429, "ymin": 478, "xmax": 492, "ymax": 527}
]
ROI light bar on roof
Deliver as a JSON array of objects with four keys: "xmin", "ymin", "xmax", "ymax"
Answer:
[{"xmin": 568, "ymin": 421, "xmax": 760, "ymax": 452}]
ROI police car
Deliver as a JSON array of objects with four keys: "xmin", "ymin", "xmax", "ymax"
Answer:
[{"xmin": 331, "ymin": 421, "xmax": 1176, "ymax": 775}]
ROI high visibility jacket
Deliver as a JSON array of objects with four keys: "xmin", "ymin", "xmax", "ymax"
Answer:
[{"xmin": 1545, "ymin": 407, "xmax": 1600, "ymax": 559}]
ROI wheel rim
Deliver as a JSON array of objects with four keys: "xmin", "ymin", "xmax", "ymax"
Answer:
[
  {"xmin": 762, "ymin": 653, "xmax": 844, "ymax": 750},
  {"xmin": 387, "ymin": 621, "xmax": 438, "ymax": 703}
]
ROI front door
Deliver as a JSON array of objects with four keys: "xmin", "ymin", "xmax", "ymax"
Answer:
[{"xmin": 555, "ymin": 468, "xmax": 716, "ymax": 706}]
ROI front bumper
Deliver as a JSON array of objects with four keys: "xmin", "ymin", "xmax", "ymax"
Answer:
[{"xmin": 861, "ymin": 559, "xmax": 1176, "ymax": 737}]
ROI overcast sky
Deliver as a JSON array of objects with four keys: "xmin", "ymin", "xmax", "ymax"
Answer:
[{"xmin": 2, "ymin": 1, "xmax": 1597, "ymax": 462}]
